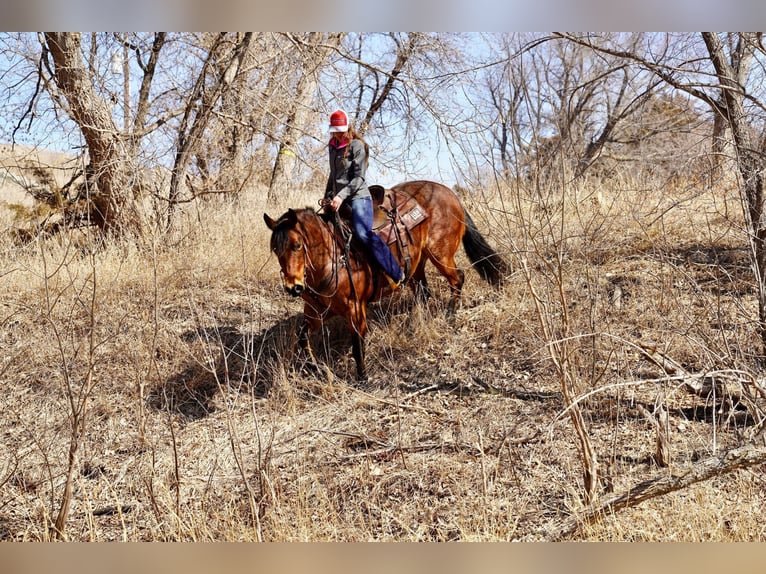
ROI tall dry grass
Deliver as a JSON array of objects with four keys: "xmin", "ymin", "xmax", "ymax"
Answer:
[{"xmin": 1, "ymin": 174, "xmax": 765, "ymax": 541}]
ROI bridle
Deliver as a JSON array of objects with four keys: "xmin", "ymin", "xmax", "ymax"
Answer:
[{"xmin": 296, "ymin": 205, "xmax": 365, "ymax": 335}]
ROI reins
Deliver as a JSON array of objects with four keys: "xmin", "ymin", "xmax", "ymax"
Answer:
[
  {"xmin": 331, "ymin": 209, "xmax": 360, "ymax": 304},
  {"xmin": 318, "ymin": 200, "xmax": 365, "ymax": 336}
]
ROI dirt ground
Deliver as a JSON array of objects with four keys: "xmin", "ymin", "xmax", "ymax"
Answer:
[{"xmin": 2, "ymin": 176, "xmax": 766, "ymax": 541}]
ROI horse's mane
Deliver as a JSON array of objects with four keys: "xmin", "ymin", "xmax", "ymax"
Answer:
[{"xmin": 269, "ymin": 207, "xmax": 329, "ymax": 256}]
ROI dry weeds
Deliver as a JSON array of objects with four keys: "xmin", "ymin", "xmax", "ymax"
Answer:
[{"xmin": 2, "ymin": 174, "xmax": 766, "ymax": 541}]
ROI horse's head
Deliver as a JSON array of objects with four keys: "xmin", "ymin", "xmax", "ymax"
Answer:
[{"xmin": 264, "ymin": 209, "xmax": 308, "ymax": 297}]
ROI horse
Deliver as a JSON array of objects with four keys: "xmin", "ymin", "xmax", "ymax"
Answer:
[{"xmin": 263, "ymin": 180, "xmax": 507, "ymax": 382}]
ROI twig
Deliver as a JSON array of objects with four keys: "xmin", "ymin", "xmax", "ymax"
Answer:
[
  {"xmin": 636, "ymin": 404, "xmax": 671, "ymax": 467},
  {"xmin": 403, "ymin": 383, "xmax": 439, "ymax": 400},
  {"xmin": 351, "ymin": 387, "xmax": 445, "ymax": 416},
  {"xmin": 638, "ymin": 343, "xmax": 765, "ymax": 424},
  {"xmin": 92, "ymin": 504, "xmax": 134, "ymax": 517},
  {"xmin": 502, "ymin": 428, "xmax": 544, "ymax": 446},
  {"xmin": 336, "ymin": 440, "xmax": 483, "ymax": 461}
]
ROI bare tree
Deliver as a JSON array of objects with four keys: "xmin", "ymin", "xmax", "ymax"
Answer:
[
  {"xmin": 355, "ymin": 32, "xmax": 424, "ymax": 134},
  {"xmin": 574, "ymin": 64, "xmax": 660, "ymax": 178},
  {"xmin": 166, "ymin": 32, "xmax": 253, "ymax": 228},
  {"xmin": 268, "ymin": 32, "xmax": 344, "ymax": 203},
  {"xmin": 703, "ymin": 33, "xmax": 766, "ymax": 350},
  {"xmin": 484, "ymin": 40, "xmax": 526, "ymax": 177},
  {"xmin": 557, "ymin": 32, "xmax": 766, "ymax": 354},
  {"xmin": 18, "ymin": 33, "xmax": 271, "ymax": 236},
  {"xmin": 331, "ymin": 33, "xmax": 464, "ymax": 181},
  {"xmin": 42, "ymin": 33, "xmax": 144, "ymax": 234},
  {"xmin": 127, "ymin": 33, "xmax": 167, "ymax": 146},
  {"xmin": 263, "ymin": 32, "xmax": 458, "ymax": 202},
  {"xmin": 461, "ymin": 34, "xmax": 673, "ymax": 188}
]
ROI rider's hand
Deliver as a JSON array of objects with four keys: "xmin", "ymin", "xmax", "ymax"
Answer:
[{"xmin": 329, "ymin": 195, "xmax": 343, "ymax": 211}]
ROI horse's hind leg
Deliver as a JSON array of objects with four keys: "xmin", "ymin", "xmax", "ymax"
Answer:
[{"xmin": 428, "ymin": 250, "xmax": 465, "ymax": 316}]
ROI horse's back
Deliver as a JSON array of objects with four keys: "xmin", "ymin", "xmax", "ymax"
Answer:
[
  {"xmin": 391, "ymin": 180, "xmax": 465, "ymax": 240},
  {"xmin": 391, "ymin": 180, "xmax": 461, "ymax": 211}
]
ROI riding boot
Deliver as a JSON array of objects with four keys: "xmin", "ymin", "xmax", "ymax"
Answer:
[{"xmin": 387, "ymin": 267, "xmax": 406, "ymax": 290}]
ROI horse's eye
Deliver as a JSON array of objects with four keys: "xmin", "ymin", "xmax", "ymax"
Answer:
[{"xmin": 292, "ymin": 241, "xmax": 302, "ymax": 252}]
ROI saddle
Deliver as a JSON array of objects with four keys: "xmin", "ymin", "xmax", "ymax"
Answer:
[
  {"xmin": 369, "ymin": 184, "xmax": 428, "ymax": 278},
  {"xmin": 331, "ymin": 185, "xmax": 428, "ymax": 280},
  {"xmin": 369, "ymin": 185, "xmax": 427, "ymax": 243}
]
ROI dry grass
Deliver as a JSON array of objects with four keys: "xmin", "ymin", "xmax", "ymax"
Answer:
[{"xmin": 2, "ymin": 172, "xmax": 766, "ymax": 541}]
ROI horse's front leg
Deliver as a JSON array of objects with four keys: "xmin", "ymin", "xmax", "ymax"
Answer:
[
  {"xmin": 351, "ymin": 332, "xmax": 366, "ymax": 383},
  {"xmin": 347, "ymin": 304, "xmax": 368, "ymax": 383}
]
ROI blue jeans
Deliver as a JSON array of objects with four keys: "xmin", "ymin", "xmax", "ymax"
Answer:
[{"xmin": 349, "ymin": 196, "xmax": 403, "ymax": 280}]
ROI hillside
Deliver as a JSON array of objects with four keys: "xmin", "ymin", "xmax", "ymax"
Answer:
[
  {"xmin": 0, "ymin": 143, "xmax": 80, "ymax": 204},
  {"xmin": 1, "ymin": 166, "xmax": 765, "ymax": 541}
]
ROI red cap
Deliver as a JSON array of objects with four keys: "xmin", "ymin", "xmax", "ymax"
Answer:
[{"xmin": 329, "ymin": 109, "xmax": 349, "ymax": 132}]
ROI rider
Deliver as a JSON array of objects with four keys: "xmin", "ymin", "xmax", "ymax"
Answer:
[{"xmin": 323, "ymin": 109, "xmax": 405, "ymax": 289}]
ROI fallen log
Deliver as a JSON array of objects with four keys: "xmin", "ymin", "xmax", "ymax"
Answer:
[
  {"xmin": 638, "ymin": 342, "xmax": 765, "ymax": 423},
  {"xmin": 547, "ymin": 442, "xmax": 766, "ymax": 540}
]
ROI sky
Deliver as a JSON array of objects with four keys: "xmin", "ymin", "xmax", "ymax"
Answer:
[{"xmin": 4, "ymin": 25, "xmax": 766, "ymax": 193}]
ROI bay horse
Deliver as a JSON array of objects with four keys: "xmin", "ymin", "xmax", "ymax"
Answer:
[{"xmin": 263, "ymin": 180, "xmax": 507, "ymax": 382}]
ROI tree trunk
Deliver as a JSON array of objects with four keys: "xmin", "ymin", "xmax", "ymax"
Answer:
[
  {"xmin": 548, "ymin": 442, "xmax": 766, "ymax": 540},
  {"xmin": 166, "ymin": 33, "xmax": 252, "ymax": 229},
  {"xmin": 268, "ymin": 33, "xmax": 344, "ymax": 203},
  {"xmin": 44, "ymin": 32, "xmax": 142, "ymax": 235},
  {"xmin": 702, "ymin": 33, "xmax": 766, "ymax": 354},
  {"xmin": 711, "ymin": 101, "xmax": 729, "ymax": 183},
  {"xmin": 359, "ymin": 33, "xmax": 421, "ymax": 134},
  {"xmin": 218, "ymin": 34, "xmax": 252, "ymax": 198}
]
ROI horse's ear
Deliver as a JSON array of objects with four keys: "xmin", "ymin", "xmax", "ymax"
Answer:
[
  {"xmin": 264, "ymin": 213, "xmax": 277, "ymax": 230},
  {"xmin": 286, "ymin": 209, "xmax": 299, "ymax": 225}
]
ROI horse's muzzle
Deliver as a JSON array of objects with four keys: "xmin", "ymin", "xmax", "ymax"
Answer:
[{"xmin": 286, "ymin": 283, "xmax": 304, "ymax": 297}]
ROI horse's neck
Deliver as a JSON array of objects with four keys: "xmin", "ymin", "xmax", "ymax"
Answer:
[
  {"xmin": 303, "ymin": 215, "xmax": 344, "ymax": 283},
  {"xmin": 308, "ymin": 213, "xmax": 339, "ymax": 250},
  {"xmin": 305, "ymin": 214, "xmax": 367, "ymax": 288}
]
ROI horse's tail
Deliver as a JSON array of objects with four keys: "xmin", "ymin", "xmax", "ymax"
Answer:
[{"xmin": 462, "ymin": 209, "xmax": 508, "ymax": 286}]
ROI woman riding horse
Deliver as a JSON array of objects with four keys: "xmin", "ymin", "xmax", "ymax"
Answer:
[
  {"xmin": 264, "ymin": 179, "xmax": 507, "ymax": 382},
  {"xmin": 323, "ymin": 109, "xmax": 405, "ymax": 290}
]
